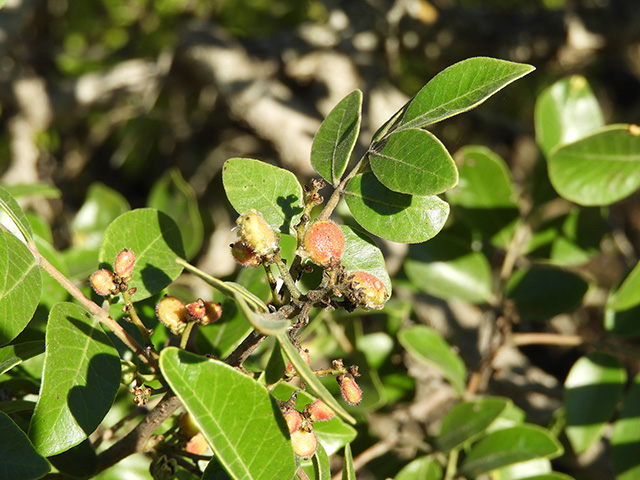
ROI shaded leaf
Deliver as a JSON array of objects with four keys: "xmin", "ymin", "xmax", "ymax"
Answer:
[
  {"xmin": 311, "ymin": 90, "xmax": 362, "ymax": 186},
  {"xmin": 548, "ymin": 124, "xmax": 640, "ymax": 206},
  {"xmin": 0, "ymin": 412, "xmax": 50, "ymax": 480},
  {"xmin": 3, "ymin": 183, "xmax": 61, "ymax": 199},
  {"xmin": 233, "ymin": 291, "xmax": 289, "ymax": 335},
  {"xmin": 48, "ymin": 438, "xmax": 96, "ymax": 479},
  {"xmin": 344, "ymin": 172, "xmax": 449, "ymax": 243},
  {"xmin": 340, "ymin": 225, "xmax": 391, "ymax": 295},
  {"xmin": 369, "ymin": 129, "xmax": 457, "ymax": 196},
  {"xmin": 398, "ymin": 325, "xmax": 466, "ymax": 396},
  {"xmin": 0, "ymin": 231, "xmax": 42, "ymax": 346},
  {"xmin": 342, "ymin": 444, "xmax": 356, "ymax": 480},
  {"xmin": 395, "ymin": 456, "xmax": 442, "ymax": 480},
  {"xmin": 222, "ymin": 158, "xmax": 304, "ymax": 234},
  {"xmin": 608, "ymin": 260, "xmax": 640, "ymax": 312},
  {"xmin": 535, "ymin": 75, "xmax": 604, "ymax": 157},
  {"xmin": 312, "ymin": 443, "xmax": 331, "ymax": 480},
  {"xmin": 565, "ymin": 353, "xmax": 626, "ymax": 454},
  {"xmin": 612, "ymin": 373, "xmax": 640, "ymax": 480},
  {"xmin": 29, "ymin": 303, "xmax": 120, "ymax": 456},
  {"xmin": 99, "ymin": 209, "xmax": 185, "ymax": 302},
  {"xmin": 159, "ymin": 348, "xmax": 297, "ymax": 480},
  {"xmin": 0, "ymin": 341, "xmax": 44, "ymax": 375}
]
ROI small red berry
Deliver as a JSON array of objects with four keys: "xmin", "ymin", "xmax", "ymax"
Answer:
[
  {"xmin": 290, "ymin": 428, "xmax": 318, "ymax": 458},
  {"xmin": 305, "ymin": 399, "xmax": 335, "ymax": 422},
  {"xmin": 236, "ymin": 212, "xmax": 277, "ymax": 256},
  {"xmin": 186, "ymin": 299, "xmax": 206, "ymax": 320},
  {"xmin": 300, "ymin": 220, "xmax": 345, "ymax": 267},
  {"xmin": 90, "ymin": 269, "xmax": 117, "ymax": 296},
  {"xmin": 346, "ymin": 271, "xmax": 388, "ymax": 310},
  {"xmin": 114, "ymin": 248, "xmax": 136, "ymax": 279},
  {"xmin": 338, "ymin": 373, "xmax": 363, "ymax": 405},
  {"xmin": 156, "ymin": 296, "xmax": 188, "ymax": 335},
  {"xmin": 200, "ymin": 301, "xmax": 222, "ymax": 326},
  {"xmin": 231, "ymin": 241, "xmax": 262, "ymax": 267},
  {"xmin": 185, "ymin": 432, "xmax": 208, "ymax": 455},
  {"xmin": 283, "ymin": 409, "xmax": 303, "ymax": 435}
]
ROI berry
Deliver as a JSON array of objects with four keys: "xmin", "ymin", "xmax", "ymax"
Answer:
[
  {"xmin": 178, "ymin": 412, "xmax": 200, "ymax": 439},
  {"xmin": 300, "ymin": 220, "xmax": 345, "ymax": 267},
  {"xmin": 305, "ymin": 399, "xmax": 335, "ymax": 422},
  {"xmin": 185, "ymin": 432, "xmax": 208, "ymax": 455},
  {"xmin": 90, "ymin": 269, "xmax": 117, "ymax": 296},
  {"xmin": 155, "ymin": 296, "xmax": 188, "ymax": 335},
  {"xmin": 283, "ymin": 409, "xmax": 302, "ymax": 434},
  {"xmin": 236, "ymin": 212, "xmax": 277, "ymax": 256},
  {"xmin": 114, "ymin": 248, "xmax": 136, "ymax": 279},
  {"xmin": 338, "ymin": 373, "xmax": 362, "ymax": 405},
  {"xmin": 200, "ymin": 301, "xmax": 222, "ymax": 325},
  {"xmin": 346, "ymin": 271, "xmax": 388, "ymax": 310},
  {"xmin": 231, "ymin": 241, "xmax": 262, "ymax": 267},
  {"xmin": 290, "ymin": 428, "xmax": 318, "ymax": 458}
]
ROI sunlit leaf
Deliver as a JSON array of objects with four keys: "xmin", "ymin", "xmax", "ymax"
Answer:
[
  {"xmin": 0, "ymin": 341, "xmax": 44, "ymax": 375},
  {"xmin": 0, "ymin": 185, "xmax": 34, "ymax": 244},
  {"xmin": 342, "ymin": 444, "xmax": 356, "ymax": 480},
  {"xmin": 608, "ymin": 260, "xmax": 640, "ymax": 312},
  {"xmin": 340, "ymin": 225, "xmax": 391, "ymax": 295},
  {"xmin": 612, "ymin": 373, "xmax": 640, "ymax": 480},
  {"xmin": 394, "ymin": 456, "xmax": 442, "ymax": 480}
]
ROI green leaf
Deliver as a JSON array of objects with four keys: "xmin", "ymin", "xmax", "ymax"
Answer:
[
  {"xmin": 548, "ymin": 124, "xmax": 640, "ymax": 206},
  {"xmin": 0, "ymin": 185, "xmax": 34, "ymax": 245},
  {"xmin": 506, "ymin": 266, "xmax": 588, "ymax": 319},
  {"xmin": 608, "ymin": 260, "xmax": 640, "ymax": 312},
  {"xmin": 511, "ymin": 475, "xmax": 575, "ymax": 480},
  {"xmin": 71, "ymin": 183, "xmax": 129, "ymax": 250},
  {"xmin": 222, "ymin": 158, "xmax": 304, "ymax": 234},
  {"xmin": 340, "ymin": 225, "xmax": 391, "ymax": 295},
  {"xmin": 437, "ymin": 397, "xmax": 511, "ymax": 451},
  {"xmin": 159, "ymin": 348, "xmax": 297, "ymax": 480},
  {"xmin": 344, "ymin": 172, "xmax": 449, "ymax": 243},
  {"xmin": 369, "ymin": 129, "xmax": 457, "ymax": 196},
  {"xmin": 29, "ymin": 302, "xmax": 120, "ymax": 457},
  {"xmin": 277, "ymin": 332, "xmax": 356, "ymax": 424},
  {"xmin": 446, "ymin": 146, "xmax": 519, "ymax": 248},
  {"xmin": 564, "ymin": 353, "xmax": 626, "ymax": 454},
  {"xmin": 0, "ymin": 341, "xmax": 44, "ymax": 375},
  {"xmin": 492, "ymin": 458, "xmax": 552, "ymax": 480},
  {"xmin": 342, "ymin": 444, "xmax": 356, "ymax": 480},
  {"xmin": 387, "ymin": 57, "xmax": 534, "ymax": 134},
  {"xmin": 398, "ymin": 325, "xmax": 466, "ymax": 396},
  {"xmin": 99, "ymin": 209, "xmax": 185, "ymax": 302},
  {"xmin": 233, "ymin": 291, "xmax": 290, "ymax": 335},
  {"xmin": 312, "ymin": 443, "xmax": 331, "ymax": 480},
  {"xmin": 148, "ymin": 168, "xmax": 204, "ymax": 260},
  {"xmin": 311, "ymin": 89, "xmax": 362, "ymax": 186},
  {"xmin": 535, "ymin": 75, "xmax": 604, "ymax": 157},
  {"xmin": 460, "ymin": 425, "xmax": 563, "ymax": 477},
  {"xmin": 0, "ymin": 231, "xmax": 42, "ymax": 346},
  {"xmin": 48, "ymin": 438, "xmax": 96, "ymax": 479},
  {"xmin": 0, "ymin": 412, "xmax": 50, "ymax": 480},
  {"xmin": 395, "ymin": 456, "xmax": 442, "ymax": 480},
  {"xmin": 612, "ymin": 373, "xmax": 640, "ymax": 480},
  {"xmin": 404, "ymin": 233, "xmax": 494, "ymax": 304}
]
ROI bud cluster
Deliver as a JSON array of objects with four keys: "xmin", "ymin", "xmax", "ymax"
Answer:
[
  {"xmin": 89, "ymin": 248, "xmax": 137, "ymax": 297},
  {"xmin": 282, "ymin": 397, "xmax": 335, "ymax": 459},
  {"xmin": 156, "ymin": 296, "xmax": 222, "ymax": 335},
  {"xmin": 231, "ymin": 211, "xmax": 278, "ymax": 267}
]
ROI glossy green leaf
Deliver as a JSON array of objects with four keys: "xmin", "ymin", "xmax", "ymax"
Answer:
[
  {"xmin": 535, "ymin": 75, "xmax": 604, "ymax": 157},
  {"xmin": 612, "ymin": 373, "xmax": 640, "ymax": 480},
  {"xmin": 233, "ymin": 291, "xmax": 290, "ymax": 335},
  {"xmin": 405, "ymin": 233, "xmax": 494, "ymax": 304},
  {"xmin": 385, "ymin": 57, "xmax": 534, "ymax": 134},
  {"xmin": 447, "ymin": 146, "xmax": 519, "ymax": 248},
  {"xmin": 0, "ymin": 231, "xmax": 42, "ymax": 346},
  {"xmin": 0, "ymin": 341, "xmax": 44, "ymax": 375},
  {"xmin": 99, "ymin": 209, "xmax": 185, "ymax": 302},
  {"xmin": 460, "ymin": 425, "xmax": 563, "ymax": 477},
  {"xmin": 395, "ymin": 456, "xmax": 442, "ymax": 480},
  {"xmin": 506, "ymin": 266, "xmax": 588, "ymax": 319},
  {"xmin": 148, "ymin": 168, "xmax": 203, "ymax": 259},
  {"xmin": 437, "ymin": 397, "xmax": 510, "ymax": 451},
  {"xmin": 548, "ymin": 124, "xmax": 640, "ymax": 206},
  {"xmin": 342, "ymin": 444, "xmax": 356, "ymax": 480},
  {"xmin": 277, "ymin": 332, "xmax": 355, "ymax": 424},
  {"xmin": 565, "ymin": 353, "xmax": 626, "ymax": 454},
  {"xmin": 344, "ymin": 172, "xmax": 449, "ymax": 243},
  {"xmin": 0, "ymin": 185, "xmax": 34, "ymax": 244},
  {"xmin": 340, "ymin": 225, "xmax": 391, "ymax": 294},
  {"xmin": 312, "ymin": 443, "xmax": 331, "ymax": 480},
  {"xmin": 492, "ymin": 458, "xmax": 552, "ymax": 480},
  {"xmin": 608, "ymin": 260, "xmax": 640, "ymax": 312},
  {"xmin": 29, "ymin": 302, "xmax": 120, "ymax": 456},
  {"xmin": 159, "ymin": 348, "xmax": 297, "ymax": 480},
  {"xmin": 369, "ymin": 129, "xmax": 457, "ymax": 196},
  {"xmin": 3, "ymin": 183, "xmax": 60, "ymax": 199},
  {"xmin": 604, "ymin": 305, "xmax": 640, "ymax": 337},
  {"xmin": 311, "ymin": 89, "xmax": 362, "ymax": 186},
  {"xmin": 398, "ymin": 325, "xmax": 466, "ymax": 396},
  {"xmin": 0, "ymin": 412, "xmax": 50, "ymax": 480},
  {"xmin": 222, "ymin": 158, "xmax": 304, "ymax": 234},
  {"xmin": 71, "ymin": 183, "xmax": 129, "ymax": 250}
]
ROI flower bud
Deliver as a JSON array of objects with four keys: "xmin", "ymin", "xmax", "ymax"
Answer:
[
  {"xmin": 290, "ymin": 428, "xmax": 318, "ymax": 458},
  {"xmin": 185, "ymin": 432, "xmax": 208, "ymax": 455},
  {"xmin": 283, "ymin": 409, "xmax": 302, "ymax": 435},
  {"xmin": 90, "ymin": 269, "xmax": 117, "ymax": 296},
  {"xmin": 200, "ymin": 301, "xmax": 222, "ymax": 326},
  {"xmin": 346, "ymin": 271, "xmax": 388, "ymax": 310},
  {"xmin": 236, "ymin": 212, "xmax": 277, "ymax": 256},
  {"xmin": 338, "ymin": 373, "xmax": 362, "ymax": 405},
  {"xmin": 231, "ymin": 241, "xmax": 262, "ymax": 267},
  {"xmin": 156, "ymin": 296, "xmax": 188, "ymax": 335},
  {"xmin": 186, "ymin": 299, "xmax": 206, "ymax": 320},
  {"xmin": 114, "ymin": 248, "xmax": 136, "ymax": 279},
  {"xmin": 300, "ymin": 220, "xmax": 345, "ymax": 267},
  {"xmin": 305, "ymin": 399, "xmax": 335, "ymax": 422},
  {"xmin": 285, "ymin": 349, "xmax": 311, "ymax": 378}
]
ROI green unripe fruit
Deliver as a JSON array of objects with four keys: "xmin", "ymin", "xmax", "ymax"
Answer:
[
  {"xmin": 155, "ymin": 296, "xmax": 188, "ymax": 335},
  {"xmin": 236, "ymin": 212, "xmax": 277, "ymax": 256},
  {"xmin": 300, "ymin": 220, "xmax": 345, "ymax": 267},
  {"xmin": 346, "ymin": 271, "xmax": 388, "ymax": 310}
]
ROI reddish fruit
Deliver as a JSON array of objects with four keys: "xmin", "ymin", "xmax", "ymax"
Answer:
[
  {"xmin": 155, "ymin": 296, "xmax": 188, "ymax": 335},
  {"xmin": 114, "ymin": 248, "xmax": 136, "ymax": 279},
  {"xmin": 284, "ymin": 409, "xmax": 303, "ymax": 434},
  {"xmin": 300, "ymin": 220, "xmax": 345, "ymax": 267},
  {"xmin": 200, "ymin": 301, "xmax": 222, "ymax": 325},
  {"xmin": 285, "ymin": 349, "xmax": 311, "ymax": 378},
  {"xmin": 290, "ymin": 428, "xmax": 318, "ymax": 458},
  {"xmin": 186, "ymin": 299, "xmax": 206, "ymax": 320},
  {"xmin": 231, "ymin": 241, "xmax": 262, "ymax": 267},
  {"xmin": 338, "ymin": 373, "xmax": 363, "ymax": 405},
  {"xmin": 305, "ymin": 399, "xmax": 335, "ymax": 422},
  {"xmin": 236, "ymin": 212, "xmax": 277, "ymax": 256},
  {"xmin": 90, "ymin": 269, "xmax": 117, "ymax": 296},
  {"xmin": 346, "ymin": 271, "xmax": 388, "ymax": 310},
  {"xmin": 185, "ymin": 432, "xmax": 208, "ymax": 455}
]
